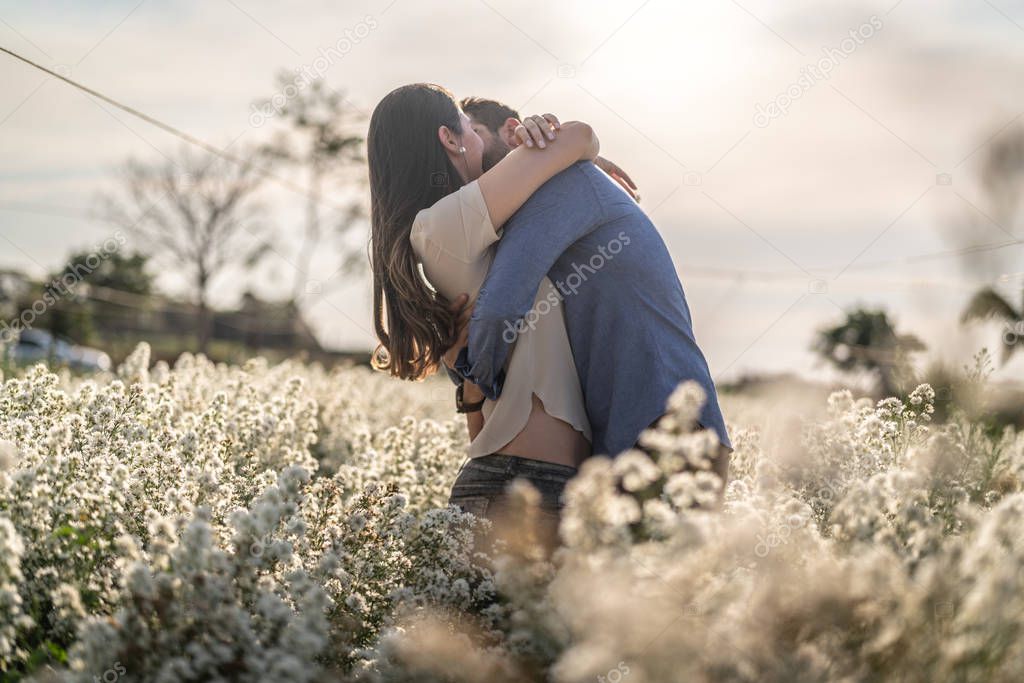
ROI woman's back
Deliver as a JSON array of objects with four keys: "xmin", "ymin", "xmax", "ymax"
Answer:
[{"xmin": 410, "ymin": 180, "xmax": 590, "ymax": 467}]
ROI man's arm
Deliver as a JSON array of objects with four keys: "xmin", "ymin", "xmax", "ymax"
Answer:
[{"xmin": 451, "ymin": 162, "xmax": 609, "ymax": 399}]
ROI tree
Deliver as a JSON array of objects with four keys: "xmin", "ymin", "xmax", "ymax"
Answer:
[
  {"xmin": 257, "ymin": 75, "xmax": 365, "ymax": 303},
  {"xmin": 813, "ymin": 308, "xmax": 926, "ymax": 397},
  {"xmin": 21, "ymin": 277, "xmax": 94, "ymax": 345},
  {"xmin": 100, "ymin": 147, "xmax": 272, "ymax": 352},
  {"xmin": 68, "ymin": 250, "xmax": 153, "ymax": 296},
  {"xmin": 57, "ymin": 250, "xmax": 154, "ymax": 340},
  {"xmin": 960, "ymin": 127, "xmax": 1024, "ymax": 364}
]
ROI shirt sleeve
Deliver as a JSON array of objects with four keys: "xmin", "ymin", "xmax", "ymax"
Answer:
[
  {"xmin": 453, "ymin": 162, "xmax": 608, "ymax": 399},
  {"xmin": 410, "ymin": 180, "xmax": 501, "ymax": 299},
  {"xmin": 442, "ymin": 364, "xmax": 464, "ymax": 388}
]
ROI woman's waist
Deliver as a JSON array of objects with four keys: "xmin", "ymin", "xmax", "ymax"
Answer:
[
  {"xmin": 472, "ymin": 389, "xmax": 590, "ymax": 466},
  {"xmin": 496, "ymin": 407, "xmax": 590, "ymax": 467}
]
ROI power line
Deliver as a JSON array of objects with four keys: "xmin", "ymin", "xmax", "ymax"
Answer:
[
  {"xmin": 840, "ymin": 238, "xmax": 1024, "ymax": 271},
  {"xmin": 0, "ymin": 202, "xmax": 99, "ymax": 221},
  {"xmin": 680, "ymin": 268, "xmax": 993, "ymax": 290},
  {"xmin": 0, "ymin": 44, "xmax": 353, "ymax": 212},
  {"xmin": 679, "ymin": 239, "xmax": 1024, "ymax": 283}
]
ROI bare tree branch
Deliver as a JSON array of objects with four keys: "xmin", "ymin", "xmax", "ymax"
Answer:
[{"xmin": 98, "ymin": 146, "xmax": 272, "ymax": 352}]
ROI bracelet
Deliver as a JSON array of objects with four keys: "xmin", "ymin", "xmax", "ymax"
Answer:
[{"xmin": 456, "ymin": 383, "xmax": 485, "ymax": 413}]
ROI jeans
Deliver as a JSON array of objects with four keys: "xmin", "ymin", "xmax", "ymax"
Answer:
[{"xmin": 448, "ymin": 454, "xmax": 578, "ymax": 550}]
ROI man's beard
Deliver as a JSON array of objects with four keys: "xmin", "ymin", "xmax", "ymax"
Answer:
[{"xmin": 481, "ymin": 139, "xmax": 512, "ymax": 172}]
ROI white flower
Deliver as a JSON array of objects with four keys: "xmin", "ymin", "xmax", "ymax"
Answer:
[
  {"xmin": 0, "ymin": 342, "xmax": 1018, "ymax": 683},
  {"xmin": 0, "ymin": 440, "xmax": 19, "ymax": 473},
  {"xmin": 613, "ymin": 450, "xmax": 662, "ymax": 492}
]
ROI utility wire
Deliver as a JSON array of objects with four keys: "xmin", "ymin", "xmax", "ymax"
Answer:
[
  {"xmin": 840, "ymin": 238, "xmax": 1024, "ymax": 271},
  {"xmin": 680, "ymin": 239, "xmax": 1023, "ymax": 282},
  {"xmin": 0, "ymin": 44, "xmax": 352, "ymax": 212}
]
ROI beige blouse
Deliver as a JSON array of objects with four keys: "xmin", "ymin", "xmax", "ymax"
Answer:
[{"xmin": 410, "ymin": 180, "xmax": 592, "ymax": 457}]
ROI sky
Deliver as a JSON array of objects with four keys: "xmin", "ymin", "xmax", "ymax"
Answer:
[{"xmin": 1, "ymin": 0, "xmax": 1023, "ymax": 383}]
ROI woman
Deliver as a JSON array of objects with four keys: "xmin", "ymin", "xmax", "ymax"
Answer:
[{"xmin": 368, "ymin": 83, "xmax": 600, "ymax": 546}]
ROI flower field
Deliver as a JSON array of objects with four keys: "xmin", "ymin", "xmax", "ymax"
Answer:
[{"xmin": 1, "ymin": 344, "xmax": 1022, "ymax": 682}]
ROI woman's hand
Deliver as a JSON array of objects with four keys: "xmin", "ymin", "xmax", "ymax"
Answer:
[
  {"xmin": 512, "ymin": 114, "xmax": 561, "ymax": 149},
  {"xmin": 595, "ymin": 156, "xmax": 640, "ymax": 201}
]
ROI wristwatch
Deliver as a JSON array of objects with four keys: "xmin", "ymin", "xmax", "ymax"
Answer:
[{"xmin": 456, "ymin": 383, "xmax": 485, "ymax": 413}]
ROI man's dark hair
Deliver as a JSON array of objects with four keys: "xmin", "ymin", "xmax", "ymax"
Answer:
[{"xmin": 459, "ymin": 97, "xmax": 520, "ymax": 133}]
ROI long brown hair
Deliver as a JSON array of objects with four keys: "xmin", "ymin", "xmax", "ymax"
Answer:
[{"xmin": 368, "ymin": 83, "xmax": 466, "ymax": 380}]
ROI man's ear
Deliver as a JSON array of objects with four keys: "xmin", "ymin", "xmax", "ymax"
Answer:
[{"xmin": 498, "ymin": 117, "xmax": 520, "ymax": 147}]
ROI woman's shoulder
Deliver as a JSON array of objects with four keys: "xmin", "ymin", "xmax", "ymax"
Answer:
[
  {"xmin": 411, "ymin": 181, "xmax": 494, "ymax": 256},
  {"xmin": 415, "ymin": 181, "xmax": 484, "ymax": 223}
]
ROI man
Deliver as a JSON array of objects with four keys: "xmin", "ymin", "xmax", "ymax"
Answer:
[
  {"xmin": 461, "ymin": 97, "xmax": 640, "ymax": 201},
  {"xmin": 451, "ymin": 98, "xmax": 731, "ymax": 478}
]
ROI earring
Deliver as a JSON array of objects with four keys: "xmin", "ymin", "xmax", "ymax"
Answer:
[{"xmin": 459, "ymin": 146, "xmax": 466, "ymax": 153}]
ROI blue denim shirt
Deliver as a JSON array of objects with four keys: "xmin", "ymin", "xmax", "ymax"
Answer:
[{"xmin": 453, "ymin": 161, "xmax": 731, "ymax": 455}]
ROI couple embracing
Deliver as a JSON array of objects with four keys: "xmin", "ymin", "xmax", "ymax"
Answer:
[{"xmin": 368, "ymin": 83, "xmax": 730, "ymax": 548}]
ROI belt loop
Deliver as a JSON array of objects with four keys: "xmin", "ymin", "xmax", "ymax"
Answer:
[{"xmin": 505, "ymin": 454, "xmax": 515, "ymax": 476}]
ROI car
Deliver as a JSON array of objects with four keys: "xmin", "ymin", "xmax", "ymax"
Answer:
[{"xmin": 8, "ymin": 329, "xmax": 112, "ymax": 372}]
